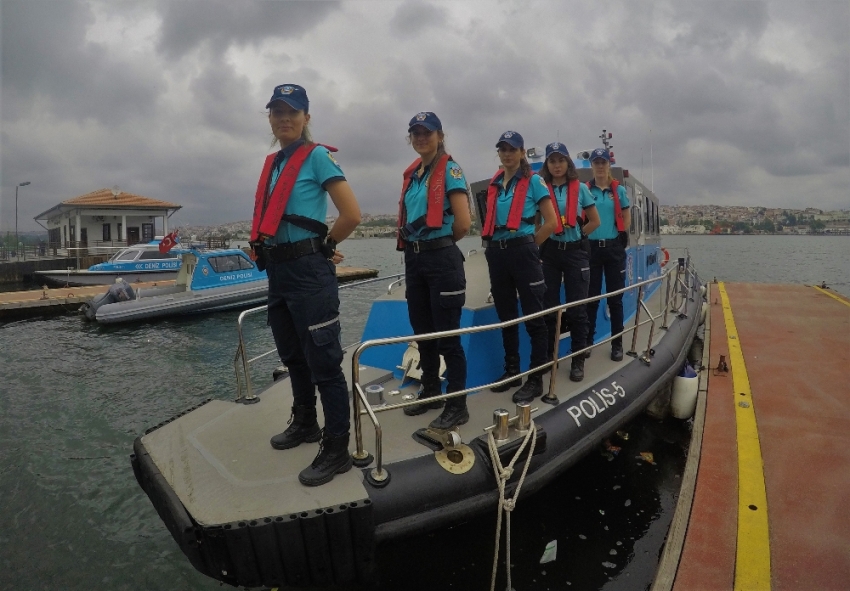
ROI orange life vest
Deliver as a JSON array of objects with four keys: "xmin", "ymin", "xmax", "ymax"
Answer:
[
  {"xmin": 250, "ymin": 143, "xmax": 319, "ymax": 242},
  {"xmin": 546, "ymin": 179, "xmax": 585, "ymax": 234},
  {"xmin": 482, "ymin": 171, "xmax": 533, "ymax": 239},
  {"xmin": 396, "ymin": 153, "xmax": 452, "ymax": 250},
  {"xmin": 587, "ymin": 179, "xmax": 625, "ymax": 232}
]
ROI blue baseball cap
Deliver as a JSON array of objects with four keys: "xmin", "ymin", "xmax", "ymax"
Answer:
[
  {"xmin": 408, "ymin": 112, "xmax": 442, "ymax": 132},
  {"xmin": 496, "ymin": 131, "xmax": 524, "ymax": 149},
  {"xmin": 590, "ymin": 148, "xmax": 610, "ymax": 162},
  {"xmin": 545, "ymin": 142, "xmax": 570, "ymax": 159},
  {"xmin": 266, "ymin": 84, "xmax": 309, "ymax": 112}
]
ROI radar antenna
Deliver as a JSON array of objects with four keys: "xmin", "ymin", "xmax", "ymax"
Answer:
[{"xmin": 599, "ymin": 129, "xmax": 615, "ymax": 164}]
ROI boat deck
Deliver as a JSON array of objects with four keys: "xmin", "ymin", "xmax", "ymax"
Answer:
[
  {"xmin": 656, "ymin": 283, "xmax": 850, "ymax": 590},
  {"xmin": 140, "ymin": 281, "xmax": 677, "ymax": 527}
]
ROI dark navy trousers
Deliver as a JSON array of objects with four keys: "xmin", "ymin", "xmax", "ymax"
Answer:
[
  {"xmin": 485, "ymin": 242, "xmax": 549, "ymax": 370},
  {"xmin": 266, "ymin": 253, "xmax": 350, "ymax": 436},
  {"xmin": 404, "ymin": 245, "xmax": 467, "ymax": 394},
  {"xmin": 542, "ymin": 243, "xmax": 591, "ymax": 353},
  {"xmin": 586, "ymin": 242, "xmax": 627, "ymax": 348}
]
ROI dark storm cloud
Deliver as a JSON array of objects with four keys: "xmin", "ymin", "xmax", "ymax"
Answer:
[
  {"xmin": 1, "ymin": 0, "xmax": 164, "ymax": 125},
  {"xmin": 669, "ymin": 1, "xmax": 770, "ymax": 52},
  {"xmin": 1, "ymin": 0, "xmax": 848, "ymax": 232},
  {"xmin": 191, "ymin": 60, "xmax": 260, "ymax": 137},
  {"xmin": 155, "ymin": 0, "xmax": 340, "ymax": 58},
  {"xmin": 389, "ymin": 0, "xmax": 448, "ymax": 36}
]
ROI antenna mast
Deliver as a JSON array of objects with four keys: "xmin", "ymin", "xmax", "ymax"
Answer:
[
  {"xmin": 649, "ymin": 128, "xmax": 654, "ymax": 191},
  {"xmin": 599, "ymin": 129, "xmax": 615, "ymax": 164}
]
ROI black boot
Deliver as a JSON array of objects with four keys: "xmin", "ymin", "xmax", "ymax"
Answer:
[
  {"xmin": 428, "ymin": 396, "xmax": 469, "ymax": 430},
  {"xmin": 512, "ymin": 373, "xmax": 543, "ymax": 403},
  {"xmin": 491, "ymin": 355, "xmax": 522, "ymax": 392},
  {"xmin": 570, "ymin": 356, "xmax": 585, "ymax": 382},
  {"xmin": 611, "ymin": 342, "xmax": 624, "ymax": 362},
  {"xmin": 298, "ymin": 430, "xmax": 353, "ymax": 487},
  {"xmin": 270, "ymin": 405, "xmax": 321, "ymax": 450},
  {"xmin": 404, "ymin": 379, "xmax": 445, "ymax": 416}
]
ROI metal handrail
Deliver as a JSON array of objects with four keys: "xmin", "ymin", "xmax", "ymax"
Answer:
[
  {"xmin": 233, "ymin": 272, "xmax": 404, "ymax": 401},
  {"xmin": 352, "ymin": 263, "xmax": 700, "ymax": 481},
  {"xmin": 386, "ymin": 277, "xmax": 405, "ymax": 294}
]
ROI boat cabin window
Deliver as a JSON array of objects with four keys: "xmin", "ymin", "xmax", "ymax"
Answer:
[
  {"xmin": 237, "ymin": 256, "xmax": 255, "ymax": 270},
  {"xmin": 655, "ymin": 203, "xmax": 660, "ymax": 235},
  {"xmin": 208, "ymin": 255, "xmax": 246, "ymax": 273},
  {"xmin": 139, "ymin": 250, "xmax": 176, "ymax": 260},
  {"xmin": 116, "ymin": 250, "xmax": 139, "ymax": 261}
]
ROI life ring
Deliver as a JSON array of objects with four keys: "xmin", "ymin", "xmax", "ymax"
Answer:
[{"xmin": 660, "ymin": 248, "xmax": 670, "ymax": 267}]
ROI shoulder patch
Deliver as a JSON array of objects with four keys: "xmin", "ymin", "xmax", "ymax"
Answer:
[
  {"xmin": 327, "ymin": 151, "xmax": 339, "ymax": 166},
  {"xmin": 449, "ymin": 165, "xmax": 463, "ymax": 179},
  {"xmin": 538, "ymin": 176, "xmax": 547, "ymax": 186}
]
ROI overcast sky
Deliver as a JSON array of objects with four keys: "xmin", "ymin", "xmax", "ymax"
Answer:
[{"xmin": 2, "ymin": 0, "xmax": 848, "ymax": 232}]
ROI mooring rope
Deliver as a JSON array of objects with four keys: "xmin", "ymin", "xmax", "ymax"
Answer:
[{"xmin": 487, "ymin": 420, "xmax": 538, "ymax": 591}]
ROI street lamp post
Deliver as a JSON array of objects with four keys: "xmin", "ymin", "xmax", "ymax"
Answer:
[{"xmin": 15, "ymin": 181, "xmax": 31, "ymax": 257}]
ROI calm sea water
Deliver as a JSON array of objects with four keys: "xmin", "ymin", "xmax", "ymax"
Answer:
[{"xmin": 0, "ymin": 235, "xmax": 846, "ymax": 591}]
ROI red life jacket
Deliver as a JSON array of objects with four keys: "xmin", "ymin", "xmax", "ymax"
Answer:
[
  {"xmin": 482, "ymin": 171, "xmax": 533, "ymax": 239},
  {"xmin": 546, "ymin": 179, "xmax": 584, "ymax": 233},
  {"xmin": 250, "ymin": 143, "xmax": 321, "ymax": 242},
  {"xmin": 396, "ymin": 153, "xmax": 452, "ymax": 249},
  {"xmin": 587, "ymin": 179, "xmax": 625, "ymax": 232}
]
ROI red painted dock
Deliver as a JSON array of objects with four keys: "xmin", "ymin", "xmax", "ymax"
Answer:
[{"xmin": 656, "ymin": 282, "xmax": 850, "ymax": 591}]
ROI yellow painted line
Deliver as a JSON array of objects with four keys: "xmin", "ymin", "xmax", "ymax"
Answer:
[
  {"xmin": 813, "ymin": 285, "xmax": 850, "ymax": 308},
  {"xmin": 718, "ymin": 283, "xmax": 771, "ymax": 590}
]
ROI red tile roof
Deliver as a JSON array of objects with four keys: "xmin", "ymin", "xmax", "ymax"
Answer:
[{"xmin": 63, "ymin": 188, "xmax": 181, "ymax": 209}]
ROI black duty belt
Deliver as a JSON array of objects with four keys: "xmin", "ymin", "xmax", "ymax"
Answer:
[
  {"xmin": 591, "ymin": 238, "xmax": 620, "ymax": 248},
  {"xmin": 264, "ymin": 237, "xmax": 324, "ymax": 262},
  {"xmin": 482, "ymin": 235, "xmax": 535, "ymax": 249},
  {"xmin": 552, "ymin": 239, "xmax": 585, "ymax": 251},
  {"xmin": 404, "ymin": 236, "xmax": 455, "ymax": 253}
]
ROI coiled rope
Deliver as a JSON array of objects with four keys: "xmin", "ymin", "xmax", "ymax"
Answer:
[{"xmin": 487, "ymin": 420, "xmax": 538, "ymax": 591}]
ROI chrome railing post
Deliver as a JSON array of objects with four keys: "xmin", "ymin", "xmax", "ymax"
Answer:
[
  {"xmin": 661, "ymin": 268, "xmax": 673, "ymax": 329},
  {"xmin": 543, "ymin": 308, "xmax": 563, "ymax": 404},
  {"xmin": 627, "ymin": 285, "xmax": 644, "ymax": 358},
  {"xmin": 236, "ymin": 310, "xmax": 257, "ymax": 403},
  {"xmin": 350, "ymin": 351, "xmax": 372, "ymax": 466},
  {"xmin": 640, "ymin": 299, "xmax": 656, "ymax": 365}
]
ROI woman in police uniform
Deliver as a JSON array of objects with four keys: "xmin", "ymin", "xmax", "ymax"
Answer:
[
  {"xmin": 585, "ymin": 148, "xmax": 631, "ymax": 362},
  {"xmin": 250, "ymin": 84, "xmax": 362, "ymax": 487},
  {"xmin": 538, "ymin": 142, "xmax": 600, "ymax": 382},
  {"xmin": 397, "ymin": 112, "xmax": 471, "ymax": 430},
  {"xmin": 482, "ymin": 131, "xmax": 558, "ymax": 403}
]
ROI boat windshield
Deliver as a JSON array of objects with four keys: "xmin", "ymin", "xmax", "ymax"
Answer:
[
  {"xmin": 208, "ymin": 254, "xmax": 254, "ymax": 273},
  {"xmin": 112, "ymin": 249, "xmax": 141, "ymax": 262}
]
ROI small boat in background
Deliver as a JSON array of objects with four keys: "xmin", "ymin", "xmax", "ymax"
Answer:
[
  {"xmin": 80, "ymin": 248, "xmax": 267, "ymax": 324},
  {"xmin": 34, "ymin": 241, "xmax": 186, "ymax": 287}
]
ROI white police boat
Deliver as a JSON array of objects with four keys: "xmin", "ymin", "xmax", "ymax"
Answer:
[
  {"xmin": 80, "ymin": 248, "xmax": 267, "ymax": 324},
  {"xmin": 130, "ymin": 155, "xmax": 703, "ymax": 588},
  {"xmin": 34, "ymin": 241, "xmax": 186, "ymax": 287}
]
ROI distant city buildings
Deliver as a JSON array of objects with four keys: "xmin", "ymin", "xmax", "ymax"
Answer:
[
  {"xmin": 170, "ymin": 206, "xmax": 850, "ymax": 240},
  {"xmin": 659, "ymin": 204, "xmax": 850, "ymax": 234}
]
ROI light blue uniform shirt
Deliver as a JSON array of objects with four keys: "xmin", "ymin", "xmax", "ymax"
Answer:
[
  {"xmin": 550, "ymin": 182, "xmax": 596, "ymax": 243},
  {"xmin": 490, "ymin": 172, "xmax": 550, "ymax": 241},
  {"xmin": 403, "ymin": 158, "xmax": 468, "ymax": 242},
  {"xmin": 587, "ymin": 180, "xmax": 630, "ymax": 241},
  {"xmin": 266, "ymin": 141, "xmax": 345, "ymax": 245}
]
